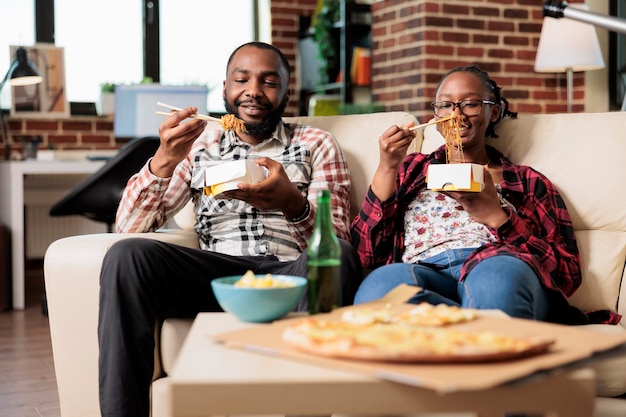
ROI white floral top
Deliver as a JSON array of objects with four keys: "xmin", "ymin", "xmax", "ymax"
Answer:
[{"xmin": 402, "ymin": 186, "xmax": 514, "ymax": 263}]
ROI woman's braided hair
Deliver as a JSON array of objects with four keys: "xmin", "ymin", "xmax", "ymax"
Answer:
[{"xmin": 437, "ymin": 64, "xmax": 518, "ymax": 138}]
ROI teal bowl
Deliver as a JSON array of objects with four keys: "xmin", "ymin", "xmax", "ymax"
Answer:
[{"xmin": 211, "ymin": 275, "xmax": 307, "ymax": 323}]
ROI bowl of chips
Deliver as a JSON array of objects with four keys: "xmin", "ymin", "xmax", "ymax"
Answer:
[{"xmin": 211, "ymin": 271, "xmax": 307, "ymax": 322}]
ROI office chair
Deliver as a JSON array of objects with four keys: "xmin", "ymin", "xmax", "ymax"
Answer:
[{"xmin": 49, "ymin": 136, "xmax": 160, "ymax": 233}]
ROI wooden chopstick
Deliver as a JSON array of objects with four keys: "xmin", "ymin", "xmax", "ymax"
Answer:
[
  {"xmin": 374, "ymin": 114, "xmax": 458, "ymax": 141},
  {"xmin": 408, "ymin": 114, "xmax": 456, "ymax": 131},
  {"xmin": 156, "ymin": 101, "xmax": 222, "ymax": 123},
  {"xmin": 155, "ymin": 110, "xmax": 220, "ymax": 122}
]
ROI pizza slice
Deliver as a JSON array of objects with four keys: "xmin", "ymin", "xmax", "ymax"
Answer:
[{"xmin": 282, "ymin": 318, "xmax": 554, "ymax": 363}]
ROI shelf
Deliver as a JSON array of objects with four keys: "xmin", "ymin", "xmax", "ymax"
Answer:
[{"xmin": 298, "ymin": 1, "xmax": 371, "ymax": 115}]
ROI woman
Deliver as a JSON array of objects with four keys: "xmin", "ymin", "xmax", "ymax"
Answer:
[{"xmin": 350, "ymin": 65, "xmax": 588, "ymax": 323}]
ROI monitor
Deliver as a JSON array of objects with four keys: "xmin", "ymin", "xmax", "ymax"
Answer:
[{"xmin": 114, "ymin": 84, "xmax": 209, "ymax": 138}]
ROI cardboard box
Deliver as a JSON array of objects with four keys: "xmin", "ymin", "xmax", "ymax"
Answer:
[
  {"xmin": 427, "ymin": 163, "xmax": 484, "ymax": 192},
  {"xmin": 214, "ymin": 285, "xmax": 626, "ymax": 393},
  {"xmin": 204, "ymin": 160, "xmax": 267, "ymax": 197}
]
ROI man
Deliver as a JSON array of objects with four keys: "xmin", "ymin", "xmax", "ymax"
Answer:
[{"xmin": 98, "ymin": 42, "xmax": 362, "ymax": 417}]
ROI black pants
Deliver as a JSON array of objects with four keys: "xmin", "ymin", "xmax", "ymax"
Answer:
[{"xmin": 98, "ymin": 237, "xmax": 362, "ymax": 417}]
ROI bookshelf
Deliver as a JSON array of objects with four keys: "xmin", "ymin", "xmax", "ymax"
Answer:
[{"xmin": 299, "ymin": 1, "xmax": 372, "ymax": 115}]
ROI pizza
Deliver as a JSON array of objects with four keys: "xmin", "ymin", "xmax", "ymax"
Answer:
[
  {"xmin": 341, "ymin": 302, "xmax": 478, "ymax": 327},
  {"xmin": 282, "ymin": 304, "xmax": 554, "ymax": 363}
]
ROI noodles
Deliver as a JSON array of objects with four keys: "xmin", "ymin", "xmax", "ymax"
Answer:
[
  {"xmin": 439, "ymin": 114, "xmax": 465, "ymax": 163},
  {"xmin": 221, "ymin": 114, "xmax": 247, "ymax": 133}
]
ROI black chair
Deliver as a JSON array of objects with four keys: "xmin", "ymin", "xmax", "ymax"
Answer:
[{"xmin": 49, "ymin": 136, "xmax": 160, "ymax": 233}]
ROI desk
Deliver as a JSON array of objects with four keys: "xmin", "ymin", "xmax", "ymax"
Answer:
[
  {"xmin": 169, "ymin": 313, "xmax": 596, "ymax": 417},
  {"xmin": 0, "ymin": 160, "xmax": 106, "ymax": 309}
]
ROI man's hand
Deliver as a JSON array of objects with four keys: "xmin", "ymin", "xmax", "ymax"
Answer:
[
  {"xmin": 150, "ymin": 106, "xmax": 207, "ymax": 178},
  {"xmin": 444, "ymin": 168, "xmax": 508, "ymax": 229},
  {"xmin": 223, "ymin": 157, "xmax": 306, "ymax": 219}
]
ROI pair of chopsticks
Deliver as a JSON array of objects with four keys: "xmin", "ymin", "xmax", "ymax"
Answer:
[
  {"xmin": 155, "ymin": 102, "xmax": 222, "ymax": 123},
  {"xmin": 408, "ymin": 114, "xmax": 457, "ymax": 131},
  {"xmin": 374, "ymin": 114, "xmax": 458, "ymax": 141}
]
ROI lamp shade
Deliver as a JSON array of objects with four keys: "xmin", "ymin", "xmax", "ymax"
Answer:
[
  {"xmin": 534, "ymin": 3, "xmax": 605, "ymax": 73},
  {"xmin": 7, "ymin": 47, "xmax": 43, "ymax": 86}
]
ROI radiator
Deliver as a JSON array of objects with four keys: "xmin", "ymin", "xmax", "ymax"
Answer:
[
  {"xmin": 25, "ymin": 205, "xmax": 107, "ymax": 259},
  {"xmin": 23, "ymin": 173, "xmax": 109, "ymax": 259}
]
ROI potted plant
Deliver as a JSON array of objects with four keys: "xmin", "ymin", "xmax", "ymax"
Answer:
[
  {"xmin": 313, "ymin": 0, "xmax": 340, "ymax": 85},
  {"xmin": 98, "ymin": 82, "xmax": 116, "ymax": 116}
]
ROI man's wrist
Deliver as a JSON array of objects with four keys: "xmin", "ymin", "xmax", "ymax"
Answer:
[{"xmin": 286, "ymin": 199, "xmax": 310, "ymax": 222}]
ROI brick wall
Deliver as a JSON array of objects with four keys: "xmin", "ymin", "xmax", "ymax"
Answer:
[
  {"xmin": 371, "ymin": 0, "xmax": 586, "ymax": 122},
  {"xmin": 1, "ymin": 115, "xmax": 120, "ymax": 160}
]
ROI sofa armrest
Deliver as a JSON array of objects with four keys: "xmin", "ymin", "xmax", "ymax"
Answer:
[{"xmin": 44, "ymin": 231, "xmax": 199, "ymax": 417}]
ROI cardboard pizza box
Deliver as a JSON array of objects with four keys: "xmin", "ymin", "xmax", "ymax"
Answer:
[
  {"xmin": 213, "ymin": 285, "xmax": 626, "ymax": 393},
  {"xmin": 427, "ymin": 163, "xmax": 484, "ymax": 192},
  {"xmin": 204, "ymin": 160, "xmax": 267, "ymax": 197}
]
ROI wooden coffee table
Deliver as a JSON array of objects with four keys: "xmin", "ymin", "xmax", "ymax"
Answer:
[{"xmin": 169, "ymin": 313, "xmax": 595, "ymax": 417}]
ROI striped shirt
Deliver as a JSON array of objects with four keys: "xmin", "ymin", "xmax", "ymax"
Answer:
[{"xmin": 116, "ymin": 120, "xmax": 351, "ymax": 261}]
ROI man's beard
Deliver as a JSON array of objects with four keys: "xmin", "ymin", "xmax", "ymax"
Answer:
[{"xmin": 223, "ymin": 96, "xmax": 288, "ymax": 136}]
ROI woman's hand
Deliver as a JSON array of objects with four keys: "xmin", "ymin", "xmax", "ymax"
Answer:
[
  {"xmin": 445, "ymin": 168, "xmax": 509, "ymax": 229},
  {"xmin": 377, "ymin": 123, "xmax": 416, "ymax": 171},
  {"xmin": 371, "ymin": 123, "xmax": 416, "ymax": 201},
  {"xmin": 150, "ymin": 106, "xmax": 207, "ymax": 178}
]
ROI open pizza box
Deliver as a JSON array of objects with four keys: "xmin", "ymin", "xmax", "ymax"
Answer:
[
  {"xmin": 213, "ymin": 285, "xmax": 626, "ymax": 393},
  {"xmin": 427, "ymin": 163, "xmax": 485, "ymax": 192},
  {"xmin": 204, "ymin": 160, "xmax": 267, "ymax": 198}
]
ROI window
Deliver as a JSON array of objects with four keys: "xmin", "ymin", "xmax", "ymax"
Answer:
[
  {"xmin": 55, "ymin": 0, "xmax": 144, "ymax": 103},
  {"xmin": 159, "ymin": 0, "xmax": 256, "ymax": 112}
]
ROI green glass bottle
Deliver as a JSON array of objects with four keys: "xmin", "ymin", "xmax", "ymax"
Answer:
[{"xmin": 307, "ymin": 189, "xmax": 341, "ymax": 314}]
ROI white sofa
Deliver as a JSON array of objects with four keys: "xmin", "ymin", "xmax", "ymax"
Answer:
[{"xmin": 44, "ymin": 111, "xmax": 626, "ymax": 417}]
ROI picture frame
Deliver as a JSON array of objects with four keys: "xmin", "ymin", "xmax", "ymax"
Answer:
[{"xmin": 9, "ymin": 44, "xmax": 69, "ymax": 118}]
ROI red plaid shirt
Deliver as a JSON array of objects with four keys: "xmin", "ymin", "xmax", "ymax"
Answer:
[{"xmin": 351, "ymin": 145, "xmax": 621, "ymax": 325}]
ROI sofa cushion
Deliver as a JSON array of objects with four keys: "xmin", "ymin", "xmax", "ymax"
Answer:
[
  {"xmin": 160, "ymin": 318, "xmax": 194, "ymax": 375},
  {"xmin": 287, "ymin": 113, "xmax": 419, "ymax": 220}
]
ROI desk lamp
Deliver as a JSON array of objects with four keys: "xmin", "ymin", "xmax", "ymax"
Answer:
[
  {"xmin": 0, "ymin": 47, "xmax": 43, "ymax": 160},
  {"xmin": 534, "ymin": 3, "xmax": 605, "ymax": 113}
]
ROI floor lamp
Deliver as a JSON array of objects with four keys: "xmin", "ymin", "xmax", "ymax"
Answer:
[
  {"xmin": 534, "ymin": 3, "xmax": 605, "ymax": 113},
  {"xmin": 0, "ymin": 47, "xmax": 43, "ymax": 160}
]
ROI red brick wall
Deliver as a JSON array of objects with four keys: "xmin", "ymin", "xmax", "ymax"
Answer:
[
  {"xmin": 1, "ymin": 115, "xmax": 119, "ymax": 159},
  {"xmin": 371, "ymin": 0, "xmax": 586, "ymax": 122}
]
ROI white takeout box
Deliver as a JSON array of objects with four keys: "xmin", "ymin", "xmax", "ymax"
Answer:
[
  {"xmin": 427, "ymin": 163, "xmax": 485, "ymax": 192},
  {"xmin": 204, "ymin": 160, "xmax": 267, "ymax": 197}
]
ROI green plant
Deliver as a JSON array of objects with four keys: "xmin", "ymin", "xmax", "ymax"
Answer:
[
  {"xmin": 100, "ymin": 82, "xmax": 116, "ymax": 93},
  {"xmin": 313, "ymin": 0, "xmax": 340, "ymax": 84}
]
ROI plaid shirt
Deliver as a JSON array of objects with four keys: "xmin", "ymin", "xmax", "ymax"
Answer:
[
  {"xmin": 117, "ymin": 120, "xmax": 351, "ymax": 261},
  {"xmin": 351, "ymin": 145, "xmax": 621, "ymax": 325}
]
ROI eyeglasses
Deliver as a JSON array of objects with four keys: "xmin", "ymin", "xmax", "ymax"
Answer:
[{"xmin": 431, "ymin": 99, "xmax": 496, "ymax": 117}]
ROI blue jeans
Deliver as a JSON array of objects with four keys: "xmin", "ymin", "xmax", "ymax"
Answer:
[{"xmin": 354, "ymin": 248, "xmax": 550, "ymax": 320}]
